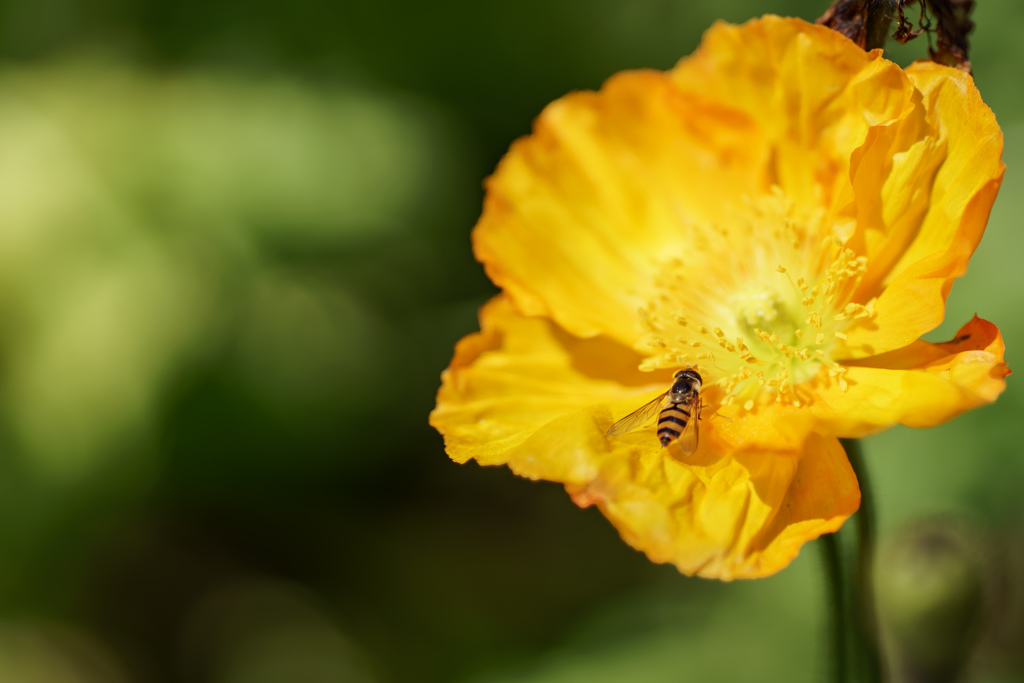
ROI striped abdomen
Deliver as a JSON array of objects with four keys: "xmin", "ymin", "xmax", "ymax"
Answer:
[{"xmin": 657, "ymin": 401, "xmax": 692, "ymax": 447}]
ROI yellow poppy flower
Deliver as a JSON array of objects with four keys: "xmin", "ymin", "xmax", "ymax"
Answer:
[{"xmin": 430, "ymin": 16, "xmax": 1009, "ymax": 580}]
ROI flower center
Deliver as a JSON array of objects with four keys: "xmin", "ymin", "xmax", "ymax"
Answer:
[{"xmin": 635, "ymin": 190, "xmax": 874, "ymax": 411}]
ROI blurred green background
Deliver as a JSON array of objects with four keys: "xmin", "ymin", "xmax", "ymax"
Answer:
[{"xmin": 0, "ymin": 0, "xmax": 1020, "ymax": 681}]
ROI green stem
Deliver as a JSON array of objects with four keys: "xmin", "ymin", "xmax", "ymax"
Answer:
[
  {"xmin": 821, "ymin": 531, "xmax": 847, "ymax": 683},
  {"xmin": 842, "ymin": 438, "xmax": 883, "ymax": 683}
]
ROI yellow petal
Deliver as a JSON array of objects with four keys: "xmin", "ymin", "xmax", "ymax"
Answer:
[
  {"xmin": 810, "ymin": 316, "xmax": 1009, "ymax": 437},
  {"xmin": 571, "ymin": 430, "xmax": 859, "ymax": 580},
  {"xmin": 728, "ymin": 433, "xmax": 861, "ymax": 577},
  {"xmin": 671, "ymin": 16, "xmax": 912, "ymax": 214},
  {"xmin": 473, "ymin": 67, "xmax": 769, "ymax": 346},
  {"xmin": 430, "ymin": 294, "xmax": 666, "ymax": 475},
  {"xmin": 840, "ymin": 63, "xmax": 1004, "ymax": 357},
  {"xmin": 432, "ymin": 295, "xmax": 860, "ymax": 579}
]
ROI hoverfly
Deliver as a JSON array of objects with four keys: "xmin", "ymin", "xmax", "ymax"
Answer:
[{"xmin": 606, "ymin": 368, "xmax": 703, "ymax": 455}]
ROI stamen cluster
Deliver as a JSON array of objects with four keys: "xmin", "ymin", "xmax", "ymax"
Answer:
[{"xmin": 636, "ymin": 190, "xmax": 876, "ymax": 411}]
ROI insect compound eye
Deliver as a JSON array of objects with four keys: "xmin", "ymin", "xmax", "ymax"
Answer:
[{"xmin": 678, "ymin": 369, "xmax": 701, "ymax": 384}]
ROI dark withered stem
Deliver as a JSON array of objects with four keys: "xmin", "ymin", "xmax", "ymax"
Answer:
[{"xmin": 818, "ymin": 0, "xmax": 898, "ymax": 51}]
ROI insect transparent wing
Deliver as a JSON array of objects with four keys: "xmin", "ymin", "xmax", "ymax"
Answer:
[
  {"xmin": 606, "ymin": 393, "xmax": 667, "ymax": 437},
  {"xmin": 675, "ymin": 396, "xmax": 701, "ymax": 456}
]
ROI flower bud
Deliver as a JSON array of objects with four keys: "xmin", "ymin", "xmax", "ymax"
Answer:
[{"xmin": 877, "ymin": 521, "xmax": 985, "ymax": 683}]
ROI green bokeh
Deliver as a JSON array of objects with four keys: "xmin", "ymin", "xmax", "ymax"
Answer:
[{"xmin": 0, "ymin": 1, "xmax": 1017, "ymax": 682}]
